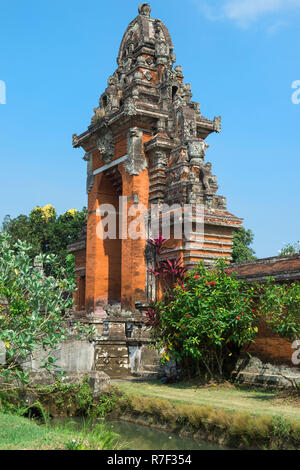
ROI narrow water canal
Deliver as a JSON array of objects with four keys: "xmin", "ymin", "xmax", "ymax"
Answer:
[{"xmin": 106, "ymin": 420, "xmax": 226, "ymax": 450}]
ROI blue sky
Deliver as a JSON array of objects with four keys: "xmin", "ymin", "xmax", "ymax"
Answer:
[{"xmin": 0, "ymin": 0, "xmax": 299, "ymax": 258}]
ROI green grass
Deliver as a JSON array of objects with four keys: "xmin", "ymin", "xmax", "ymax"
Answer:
[
  {"xmin": 116, "ymin": 381, "xmax": 300, "ymax": 423},
  {"xmin": 0, "ymin": 412, "xmax": 121, "ymax": 450}
]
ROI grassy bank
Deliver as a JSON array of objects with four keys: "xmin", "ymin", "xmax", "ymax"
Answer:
[
  {"xmin": 112, "ymin": 381, "xmax": 300, "ymax": 449},
  {"xmin": 0, "ymin": 412, "xmax": 121, "ymax": 450},
  {"xmin": 116, "ymin": 381, "xmax": 300, "ymax": 421},
  {"xmin": 2, "ymin": 379, "xmax": 300, "ymax": 450}
]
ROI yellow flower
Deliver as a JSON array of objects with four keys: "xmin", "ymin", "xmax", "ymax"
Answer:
[
  {"xmin": 65, "ymin": 209, "xmax": 78, "ymax": 217},
  {"xmin": 32, "ymin": 204, "xmax": 56, "ymax": 221}
]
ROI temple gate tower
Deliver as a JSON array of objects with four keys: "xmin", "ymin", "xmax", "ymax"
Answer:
[{"xmin": 69, "ymin": 4, "xmax": 242, "ymax": 377}]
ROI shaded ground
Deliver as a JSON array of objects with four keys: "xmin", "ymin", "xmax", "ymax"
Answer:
[{"xmin": 116, "ymin": 381, "xmax": 300, "ymax": 422}]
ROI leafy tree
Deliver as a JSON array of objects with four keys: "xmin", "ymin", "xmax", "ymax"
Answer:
[
  {"xmin": 0, "ymin": 233, "xmax": 93, "ymax": 389},
  {"xmin": 1, "ymin": 205, "xmax": 87, "ymax": 278},
  {"xmin": 279, "ymin": 242, "xmax": 300, "ymax": 257},
  {"xmin": 231, "ymin": 227, "xmax": 256, "ymax": 263}
]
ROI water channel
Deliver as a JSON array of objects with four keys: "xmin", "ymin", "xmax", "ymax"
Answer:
[{"xmin": 106, "ymin": 420, "xmax": 227, "ymax": 450}]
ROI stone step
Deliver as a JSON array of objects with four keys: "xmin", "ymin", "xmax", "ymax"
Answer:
[
  {"xmin": 142, "ymin": 365, "xmax": 161, "ymax": 372},
  {"xmin": 135, "ymin": 371, "xmax": 161, "ymax": 380}
]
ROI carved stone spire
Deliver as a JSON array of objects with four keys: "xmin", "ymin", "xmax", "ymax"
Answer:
[{"xmin": 75, "ymin": 4, "xmax": 226, "ymax": 211}]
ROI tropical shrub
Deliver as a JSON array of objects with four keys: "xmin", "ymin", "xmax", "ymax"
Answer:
[
  {"xmin": 257, "ymin": 279, "xmax": 300, "ymax": 340},
  {"xmin": 147, "ymin": 236, "xmax": 187, "ymax": 299},
  {"xmin": 0, "ymin": 233, "xmax": 93, "ymax": 388},
  {"xmin": 147, "ymin": 260, "xmax": 258, "ymax": 379}
]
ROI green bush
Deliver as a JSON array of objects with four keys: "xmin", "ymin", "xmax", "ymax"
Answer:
[
  {"xmin": 150, "ymin": 261, "xmax": 258, "ymax": 379},
  {"xmin": 258, "ymin": 279, "xmax": 300, "ymax": 340},
  {"xmin": 0, "ymin": 234, "xmax": 94, "ymax": 388}
]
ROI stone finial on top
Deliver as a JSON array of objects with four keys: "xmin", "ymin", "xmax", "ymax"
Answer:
[{"xmin": 138, "ymin": 3, "xmax": 151, "ymax": 18}]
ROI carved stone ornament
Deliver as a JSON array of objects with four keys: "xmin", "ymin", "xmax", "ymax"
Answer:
[
  {"xmin": 155, "ymin": 41, "xmax": 169, "ymax": 57},
  {"xmin": 125, "ymin": 127, "xmax": 147, "ymax": 175},
  {"xmin": 72, "ymin": 133, "xmax": 79, "ymax": 147},
  {"xmin": 154, "ymin": 150, "xmax": 168, "ymax": 170},
  {"xmin": 138, "ymin": 3, "xmax": 151, "ymax": 17},
  {"xmin": 213, "ymin": 116, "xmax": 222, "ymax": 133},
  {"xmin": 204, "ymin": 193, "xmax": 214, "ymax": 208},
  {"xmin": 183, "ymin": 119, "xmax": 197, "ymax": 139},
  {"xmin": 97, "ymin": 130, "xmax": 115, "ymax": 163},
  {"xmin": 124, "ymin": 98, "xmax": 138, "ymax": 116},
  {"xmin": 84, "ymin": 152, "xmax": 95, "ymax": 194},
  {"xmin": 215, "ymin": 196, "xmax": 227, "ymax": 210},
  {"xmin": 144, "ymin": 71, "xmax": 153, "ymax": 82},
  {"xmin": 188, "ymin": 139, "xmax": 209, "ymax": 163},
  {"xmin": 200, "ymin": 162, "xmax": 217, "ymax": 194}
]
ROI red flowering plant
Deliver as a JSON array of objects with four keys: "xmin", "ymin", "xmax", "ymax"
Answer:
[{"xmin": 149, "ymin": 260, "xmax": 259, "ymax": 380}]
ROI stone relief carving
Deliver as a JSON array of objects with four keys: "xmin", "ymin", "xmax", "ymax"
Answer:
[
  {"xmin": 204, "ymin": 193, "xmax": 214, "ymax": 208},
  {"xmin": 97, "ymin": 130, "xmax": 115, "ymax": 163},
  {"xmin": 215, "ymin": 196, "xmax": 227, "ymax": 210},
  {"xmin": 154, "ymin": 150, "xmax": 168, "ymax": 170},
  {"xmin": 124, "ymin": 98, "xmax": 138, "ymax": 116},
  {"xmin": 213, "ymin": 116, "xmax": 222, "ymax": 133},
  {"xmin": 72, "ymin": 133, "xmax": 79, "ymax": 147},
  {"xmin": 188, "ymin": 139, "xmax": 209, "ymax": 164},
  {"xmin": 138, "ymin": 3, "xmax": 151, "ymax": 17},
  {"xmin": 155, "ymin": 41, "xmax": 169, "ymax": 58},
  {"xmin": 84, "ymin": 152, "xmax": 94, "ymax": 194},
  {"xmin": 184, "ymin": 119, "xmax": 197, "ymax": 139},
  {"xmin": 125, "ymin": 127, "xmax": 147, "ymax": 175},
  {"xmin": 144, "ymin": 71, "xmax": 153, "ymax": 82},
  {"xmin": 200, "ymin": 162, "xmax": 218, "ymax": 194}
]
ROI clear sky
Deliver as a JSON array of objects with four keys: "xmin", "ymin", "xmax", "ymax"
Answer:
[{"xmin": 0, "ymin": 0, "xmax": 299, "ymax": 258}]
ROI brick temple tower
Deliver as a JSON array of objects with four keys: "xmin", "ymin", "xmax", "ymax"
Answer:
[{"xmin": 69, "ymin": 4, "xmax": 242, "ymax": 377}]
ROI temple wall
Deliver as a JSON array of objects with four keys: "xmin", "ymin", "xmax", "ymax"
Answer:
[{"xmin": 246, "ymin": 320, "xmax": 294, "ymax": 365}]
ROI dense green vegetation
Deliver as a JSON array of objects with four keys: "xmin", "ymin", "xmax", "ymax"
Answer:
[
  {"xmin": 1, "ymin": 205, "xmax": 86, "ymax": 273},
  {"xmin": 2, "ymin": 380, "xmax": 300, "ymax": 450},
  {"xmin": 0, "ymin": 234, "xmax": 94, "ymax": 387},
  {"xmin": 0, "ymin": 412, "xmax": 121, "ymax": 450},
  {"xmin": 258, "ymin": 279, "xmax": 300, "ymax": 340},
  {"xmin": 279, "ymin": 242, "xmax": 300, "ymax": 257},
  {"xmin": 0, "ymin": 380, "xmax": 122, "ymax": 450},
  {"xmin": 149, "ymin": 260, "xmax": 259, "ymax": 379},
  {"xmin": 147, "ymin": 247, "xmax": 300, "ymax": 381},
  {"xmin": 231, "ymin": 226, "xmax": 256, "ymax": 263}
]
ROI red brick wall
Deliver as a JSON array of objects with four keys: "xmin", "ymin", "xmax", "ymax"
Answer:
[{"xmin": 246, "ymin": 320, "xmax": 294, "ymax": 366}]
